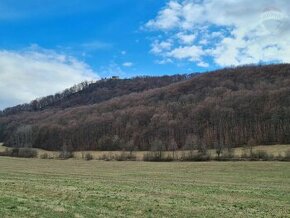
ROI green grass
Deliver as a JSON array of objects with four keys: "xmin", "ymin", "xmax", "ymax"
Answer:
[{"xmin": 0, "ymin": 158, "xmax": 289, "ymax": 217}]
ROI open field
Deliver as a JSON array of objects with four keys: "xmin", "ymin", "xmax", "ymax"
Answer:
[
  {"xmin": 0, "ymin": 157, "xmax": 289, "ymax": 217},
  {"xmin": 1, "ymin": 143, "xmax": 289, "ymax": 160}
]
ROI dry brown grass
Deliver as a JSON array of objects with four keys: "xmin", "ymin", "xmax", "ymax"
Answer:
[
  {"xmin": 48, "ymin": 144, "xmax": 290, "ymax": 160},
  {"xmin": 1, "ymin": 143, "xmax": 289, "ymax": 160}
]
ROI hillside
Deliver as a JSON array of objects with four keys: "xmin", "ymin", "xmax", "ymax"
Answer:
[
  {"xmin": 1, "ymin": 64, "xmax": 290, "ymax": 151},
  {"xmin": 1, "ymin": 74, "xmax": 193, "ymax": 116}
]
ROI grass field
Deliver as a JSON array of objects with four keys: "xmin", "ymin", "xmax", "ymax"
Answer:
[{"xmin": 0, "ymin": 157, "xmax": 289, "ymax": 217}]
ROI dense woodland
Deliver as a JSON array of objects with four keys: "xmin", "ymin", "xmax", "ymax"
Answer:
[
  {"xmin": 1, "ymin": 75, "xmax": 191, "ymax": 115},
  {"xmin": 1, "ymin": 64, "xmax": 290, "ymax": 152}
]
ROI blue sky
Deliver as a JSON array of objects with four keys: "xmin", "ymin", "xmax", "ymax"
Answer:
[
  {"xmin": 0, "ymin": 0, "xmax": 209, "ymax": 78},
  {"xmin": 0, "ymin": 0, "xmax": 289, "ymax": 109}
]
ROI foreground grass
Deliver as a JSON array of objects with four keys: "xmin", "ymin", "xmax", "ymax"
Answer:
[{"xmin": 0, "ymin": 158, "xmax": 289, "ymax": 217}]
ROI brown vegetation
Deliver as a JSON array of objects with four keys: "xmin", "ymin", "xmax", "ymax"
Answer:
[
  {"xmin": 1, "ymin": 64, "xmax": 290, "ymax": 153},
  {"xmin": 0, "ymin": 147, "xmax": 37, "ymax": 158}
]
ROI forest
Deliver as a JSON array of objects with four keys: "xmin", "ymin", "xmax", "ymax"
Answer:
[
  {"xmin": 1, "ymin": 74, "xmax": 192, "ymax": 116},
  {"xmin": 0, "ymin": 64, "xmax": 290, "ymax": 152}
]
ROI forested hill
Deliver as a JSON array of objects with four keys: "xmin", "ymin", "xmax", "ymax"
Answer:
[
  {"xmin": 1, "ymin": 64, "xmax": 290, "ymax": 152},
  {"xmin": 1, "ymin": 74, "xmax": 194, "ymax": 116}
]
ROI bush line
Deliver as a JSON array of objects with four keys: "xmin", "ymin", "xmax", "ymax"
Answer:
[{"xmin": 1, "ymin": 148, "xmax": 290, "ymax": 161}]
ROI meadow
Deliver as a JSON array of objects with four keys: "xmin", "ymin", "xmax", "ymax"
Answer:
[{"xmin": 0, "ymin": 157, "xmax": 289, "ymax": 217}]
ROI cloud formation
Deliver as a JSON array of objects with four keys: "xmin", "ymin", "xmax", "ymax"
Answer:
[
  {"xmin": 122, "ymin": 62, "xmax": 133, "ymax": 67},
  {"xmin": 0, "ymin": 47, "xmax": 99, "ymax": 109},
  {"xmin": 146, "ymin": 0, "xmax": 290, "ymax": 67}
]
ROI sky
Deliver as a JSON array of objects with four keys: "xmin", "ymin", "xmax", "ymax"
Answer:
[{"xmin": 0, "ymin": 0, "xmax": 289, "ymax": 109}]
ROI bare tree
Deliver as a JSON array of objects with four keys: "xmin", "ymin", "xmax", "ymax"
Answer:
[
  {"xmin": 150, "ymin": 139, "xmax": 165, "ymax": 159},
  {"xmin": 168, "ymin": 137, "xmax": 178, "ymax": 159},
  {"xmin": 247, "ymin": 138, "xmax": 257, "ymax": 156}
]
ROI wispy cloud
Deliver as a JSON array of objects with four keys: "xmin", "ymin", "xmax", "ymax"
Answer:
[
  {"xmin": 0, "ymin": 46, "xmax": 99, "ymax": 109},
  {"xmin": 146, "ymin": 0, "xmax": 290, "ymax": 67},
  {"xmin": 99, "ymin": 62, "xmax": 124, "ymax": 78},
  {"xmin": 122, "ymin": 62, "xmax": 133, "ymax": 67},
  {"xmin": 81, "ymin": 41, "xmax": 113, "ymax": 51}
]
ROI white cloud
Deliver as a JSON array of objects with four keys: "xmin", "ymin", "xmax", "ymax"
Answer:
[
  {"xmin": 0, "ymin": 47, "xmax": 99, "ymax": 109},
  {"xmin": 197, "ymin": 61, "xmax": 209, "ymax": 68},
  {"xmin": 150, "ymin": 40, "xmax": 172, "ymax": 54},
  {"xmin": 155, "ymin": 58, "xmax": 173, "ymax": 65},
  {"xmin": 146, "ymin": 1, "xmax": 182, "ymax": 30},
  {"xmin": 177, "ymin": 33, "xmax": 196, "ymax": 44},
  {"xmin": 122, "ymin": 62, "xmax": 133, "ymax": 67},
  {"xmin": 169, "ymin": 45, "xmax": 204, "ymax": 61},
  {"xmin": 146, "ymin": 0, "xmax": 290, "ymax": 67}
]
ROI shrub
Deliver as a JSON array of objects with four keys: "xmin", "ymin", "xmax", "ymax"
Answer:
[
  {"xmin": 58, "ymin": 150, "xmax": 74, "ymax": 160},
  {"xmin": 114, "ymin": 152, "xmax": 126, "ymax": 161},
  {"xmin": 241, "ymin": 152, "xmax": 250, "ymax": 159},
  {"xmin": 0, "ymin": 148, "xmax": 12, "ymax": 156},
  {"xmin": 143, "ymin": 153, "xmax": 174, "ymax": 162},
  {"xmin": 10, "ymin": 148, "xmax": 19, "ymax": 157},
  {"xmin": 115, "ymin": 152, "xmax": 137, "ymax": 161},
  {"xmin": 143, "ymin": 151, "xmax": 165, "ymax": 162},
  {"xmin": 180, "ymin": 151, "xmax": 211, "ymax": 162},
  {"xmin": 215, "ymin": 150, "xmax": 236, "ymax": 161},
  {"xmin": 99, "ymin": 153, "xmax": 115, "ymax": 161},
  {"xmin": 99, "ymin": 152, "xmax": 137, "ymax": 161},
  {"xmin": 127, "ymin": 153, "xmax": 137, "ymax": 161},
  {"xmin": 98, "ymin": 152, "xmax": 137, "ymax": 161},
  {"xmin": 282, "ymin": 150, "xmax": 290, "ymax": 161},
  {"xmin": 143, "ymin": 151, "xmax": 211, "ymax": 162},
  {"xmin": 191, "ymin": 153, "xmax": 211, "ymax": 162},
  {"xmin": 18, "ymin": 148, "xmax": 38, "ymax": 158},
  {"xmin": 40, "ymin": 153, "xmax": 53, "ymax": 159},
  {"xmin": 0, "ymin": 147, "xmax": 37, "ymax": 158},
  {"xmin": 250, "ymin": 150, "xmax": 274, "ymax": 161},
  {"xmin": 84, "ymin": 153, "xmax": 93, "ymax": 161},
  {"xmin": 163, "ymin": 154, "xmax": 174, "ymax": 162}
]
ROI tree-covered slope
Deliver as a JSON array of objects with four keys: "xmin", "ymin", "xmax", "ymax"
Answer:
[
  {"xmin": 1, "ymin": 74, "xmax": 193, "ymax": 116},
  {"xmin": 1, "ymin": 64, "xmax": 290, "ymax": 151}
]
